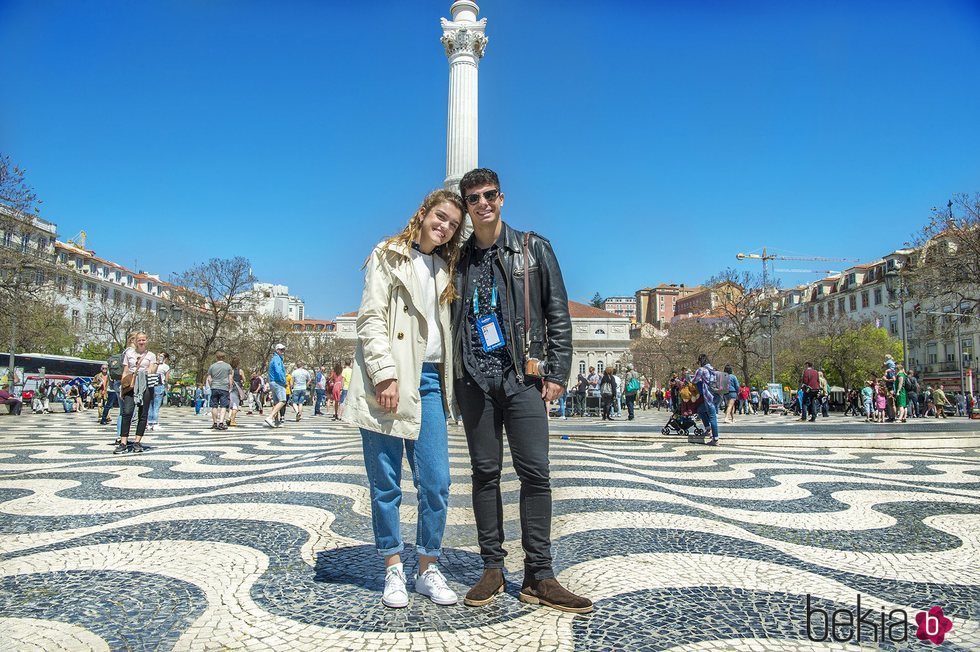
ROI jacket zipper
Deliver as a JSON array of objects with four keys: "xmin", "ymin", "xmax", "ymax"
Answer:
[{"xmin": 498, "ymin": 247, "xmax": 524, "ymax": 383}]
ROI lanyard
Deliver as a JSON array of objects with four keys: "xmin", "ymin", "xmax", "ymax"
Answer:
[{"xmin": 473, "ymin": 284, "xmax": 497, "ymax": 316}]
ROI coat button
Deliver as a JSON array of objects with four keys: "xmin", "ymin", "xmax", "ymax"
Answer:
[
  {"xmin": 397, "ymin": 332, "xmax": 404, "ymax": 340},
  {"xmin": 403, "ymin": 306, "xmax": 409, "ymax": 312}
]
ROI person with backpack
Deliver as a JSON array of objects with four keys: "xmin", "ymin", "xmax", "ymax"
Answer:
[
  {"xmin": 599, "ymin": 367, "xmax": 617, "ymax": 420},
  {"xmin": 723, "ymin": 365, "xmax": 740, "ymax": 423},
  {"xmin": 623, "ymin": 364, "xmax": 641, "ymax": 421},
  {"xmin": 692, "ymin": 353, "xmax": 719, "ymax": 446},
  {"xmin": 905, "ymin": 369, "xmax": 919, "ymax": 418}
]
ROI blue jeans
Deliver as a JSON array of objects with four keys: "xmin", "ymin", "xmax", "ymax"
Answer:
[
  {"xmin": 697, "ymin": 400, "xmax": 719, "ymax": 441},
  {"xmin": 360, "ymin": 363, "xmax": 450, "ymax": 557},
  {"xmin": 148, "ymin": 385, "xmax": 166, "ymax": 424},
  {"xmin": 100, "ymin": 391, "xmax": 118, "ymax": 423},
  {"xmin": 315, "ymin": 388, "xmax": 326, "ymax": 414},
  {"xmin": 558, "ymin": 395, "xmax": 566, "ymax": 417}
]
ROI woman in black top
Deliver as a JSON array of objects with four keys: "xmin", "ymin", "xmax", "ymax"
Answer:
[{"xmin": 599, "ymin": 367, "xmax": 617, "ymax": 420}]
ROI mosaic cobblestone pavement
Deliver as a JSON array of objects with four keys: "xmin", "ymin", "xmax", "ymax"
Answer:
[{"xmin": 1, "ymin": 410, "xmax": 979, "ymax": 651}]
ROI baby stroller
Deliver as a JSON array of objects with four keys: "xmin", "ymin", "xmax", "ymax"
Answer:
[{"xmin": 661, "ymin": 382, "xmax": 705, "ymax": 437}]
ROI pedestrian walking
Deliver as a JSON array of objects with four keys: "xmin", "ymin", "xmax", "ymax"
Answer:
[
  {"xmin": 290, "ymin": 362, "xmax": 311, "ymax": 421},
  {"xmin": 206, "ymin": 352, "xmax": 233, "ymax": 431},
  {"xmin": 599, "ymin": 367, "xmax": 617, "ymax": 420},
  {"xmin": 147, "ymin": 352, "xmax": 171, "ymax": 431},
  {"xmin": 114, "ymin": 332, "xmax": 158, "ymax": 454},
  {"xmin": 693, "ymin": 353, "xmax": 719, "ymax": 446},
  {"xmin": 265, "ymin": 344, "xmax": 288, "ymax": 428}
]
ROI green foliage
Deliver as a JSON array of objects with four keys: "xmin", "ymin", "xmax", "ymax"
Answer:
[
  {"xmin": 78, "ymin": 342, "xmax": 112, "ymax": 361},
  {"xmin": 590, "ymin": 292, "xmax": 603, "ymax": 309}
]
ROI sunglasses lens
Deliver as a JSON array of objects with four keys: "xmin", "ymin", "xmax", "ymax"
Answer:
[
  {"xmin": 465, "ymin": 193, "xmax": 481, "ymax": 205},
  {"xmin": 465, "ymin": 190, "xmax": 499, "ymax": 205}
]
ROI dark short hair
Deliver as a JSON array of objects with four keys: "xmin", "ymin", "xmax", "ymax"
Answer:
[
  {"xmin": 724, "ymin": 364, "xmax": 733, "ymax": 374},
  {"xmin": 460, "ymin": 168, "xmax": 500, "ymax": 196}
]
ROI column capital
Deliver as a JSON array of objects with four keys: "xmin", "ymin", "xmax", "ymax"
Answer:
[{"xmin": 440, "ymin": 18, "xmax": 488, "ymax": 59}]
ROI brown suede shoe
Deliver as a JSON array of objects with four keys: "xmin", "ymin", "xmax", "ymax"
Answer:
[
  {"xmin": 463, "ymin": 568, "xmax": 505, "ymax": 607},
  {"xmin": 519, "ymin": 577, "xmax": 593, "ymax": 614}
]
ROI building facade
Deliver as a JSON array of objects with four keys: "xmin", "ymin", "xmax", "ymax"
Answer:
[
  {"xmin": 236, "ymin": 282, "xmax": 305, "ymax": 321},
  {"xmin": 674, "ymin": 282, "xmax": 742, "ymax": 321},
  {"xmin": 568, "ymin": 300, "xmax": 631, "ymax": 382},
  {"xmin": 635, "ymin": 284, "xmax": 699, "ymax": 328},
  {"xmin": 602, "ymin": 296, "xmax": 636, "ymax": 321}
]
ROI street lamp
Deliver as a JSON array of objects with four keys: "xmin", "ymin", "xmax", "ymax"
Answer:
[
  {"xmin": 884, "ymin": 268, "xmax": 909, "ymax": 370},
  {"xmin": 759, "ymin": 310, "xmax": 783, "ymax": 385},
  {"xmin": 157, "ymin": 303, "xmax": 183, "ymax": 356}
]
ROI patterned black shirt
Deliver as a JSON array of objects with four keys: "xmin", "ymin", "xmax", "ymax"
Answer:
[{"xmin": 464, "ymin": 244, "xmax": 512, "ymax": 379}]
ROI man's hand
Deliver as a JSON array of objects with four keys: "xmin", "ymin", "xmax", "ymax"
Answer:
[
  {"xmin": 375, "ymin": 378, "xmax": 399, "ymax": 413},
  {"xmin": 541, "ymin": 380, "xmax": 563, "ymax": 402}
]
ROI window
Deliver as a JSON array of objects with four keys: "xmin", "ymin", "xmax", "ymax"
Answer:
[
  {"xmin": 113, "ymin": 289, "xmax": 122, "ymax": 304},
  {"xmin": 838, "ymin": 298, "xmax": 845, "ymax": 313},
  {"xmin": 70, "ymin": 309, "xmax": 79, "ymax": 327},
  {"xmin": 928, "ymin": 343, "xmax": 938, "ymax": 364},
  {"xmin": 20, "ymin": 234, "xmax": 29, "ymax": 253},
  {"xmin": 57, "ymin": 276, "xmax": 67, "ymax": 292},
  {"xmin": 861, "ymin": 292, "xmax": 869, "ymax": 308},
  {"xmin": 136, "ymin": 297, "xmax": 143, "ymax": 311},
  {"xmin": 87, "ymin": 282, "xmax": 96, "ymax": 299},
  {"xmin": 847, "ymin": 272, "xmax": 855, "ymax": 285},
  {"xmin": 818, "ymin": 305, "xmax": 824, "ymax": 320},
  {"xmin": 579, "ymin": 361, "xmax": 586, "ymax": 375},
  {"xmin": 85, "ymin": 313, "xmax": 95, "ymax": 330},
  {"xmin": 809, "ymin": 307, "xmax": 815, "ymax": 321},
  {"xmin": 889, "ymin": 315, "xmax": 898, "ymax": 335},
  {"xmin": 124, "ymin": 294, "xmax": 132, "ymax": 308},
  {"xmin": 849, "ymin": 296, "xmax": 857, "ymax": 311},
  {"xmin": 59, "ymin": 252, "xmax": 68, "ymax": 264},
  {"xmin": 873, "ymin": 289, "xmax": 882, "ymax": 305},
  {"xmin": 73, "ymin": 279, "xmax": 82, "ymax": 297},
  {"xmin": 75, "ymin": 258, "xmax": 83, "ymax": 270},
  {"xmin": 114, "ymin": 270, "xmax": 121, "ymax": 282},
  {"xmin": 2, "ymin": 231, "xmax": 11, "ymax": 247},
  {"xmin": 35, "ymin": 270, "xmax": 44, "ymax": 285},
  {"xmin": 101, "ymin": 266, "xmax": 108, "ymax": 277},
  {"xmin": 101, "ymin": 287, "xmax": 109, "ymax": 302},
  {"xmin": 828, "ymin": 303, "xmax": 835, "ymax": 318},
  {"xmin": 595, "ymin": 329, "xmax": 606, "ymax": 335},
  {"xmin": 126, "ymin": 275, "xmax": 132, "ymax": 286}
]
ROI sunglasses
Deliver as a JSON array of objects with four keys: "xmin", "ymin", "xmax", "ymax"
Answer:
[{"xmin": 464, "ymin": 189, "xmax": 500, "ymax": 205}]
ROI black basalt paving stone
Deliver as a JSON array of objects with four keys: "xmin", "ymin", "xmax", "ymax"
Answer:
[
  {"xmin": 0, "ymin": 570, "xmax": 206, "ymax": 650},
  {"xmin": 551, "ymin": 528, "xmax": 980, "ymax": 622},
  {"xmin": 572, "ymin": 587, "xmax": 972, "ymax": 651}
]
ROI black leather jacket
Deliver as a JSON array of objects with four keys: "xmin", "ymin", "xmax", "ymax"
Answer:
[{"xmin": 452, "ymin": 221, "xmax": 572, "ymax": 387}]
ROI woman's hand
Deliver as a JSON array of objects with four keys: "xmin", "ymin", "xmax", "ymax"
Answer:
[{"xmin": 375, "ymin": 378, "xmax": 399, "ymax": 413}]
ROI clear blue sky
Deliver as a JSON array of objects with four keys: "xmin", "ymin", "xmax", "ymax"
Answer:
[{"xmin": 3, "ymin": 0, "xmax": 979, "ymax": 318}]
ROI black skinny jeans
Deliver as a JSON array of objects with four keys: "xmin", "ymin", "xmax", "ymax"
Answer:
[
  {"xmin": 120, "ymin": 387, "xmax": 153, "ymax": 440},
  {"xmin": 456, "ymin": 370, "xmax": 555, "ymax": 581}
]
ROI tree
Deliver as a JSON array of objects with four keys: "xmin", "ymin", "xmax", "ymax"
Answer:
[
  {"xmin": 630, "ymin": 318, "xmax": 728, "ymax": 387},
  {"xmin": 589, "ymin": 292, "xmax": 604, "ymax": 309},
  {"xmin": 170, "ymin": 257, "xmax": 256, "ymax": 382},
  {"xmin": 910, "ymin": 193, "xmax": 980, "ymax": 315},
  {"xmin": 233, "ymin": 313, "xmax": 292, "ymax": 377},
  {"xmin": 704, "ymin": 268, "xmax": 769, "ymax": 384},
  {"xmin": 0, "ymin": 298, "xmax": 76, "ymax": 355},
  {"xmin": 94, "ymin": 295, "xmax": 143, "ymax": 351},
  {"xmin": 0, "ymin": 155, "xmax": 62, "ymax": 383}
]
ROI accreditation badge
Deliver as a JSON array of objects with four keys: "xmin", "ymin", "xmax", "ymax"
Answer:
[{"xmin": 476, "ymin": 313, "xmax": 506, "ymax": 352}]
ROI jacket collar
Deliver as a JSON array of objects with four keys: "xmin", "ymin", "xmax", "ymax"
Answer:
[{"xmin": 463, "ymin": 220, "xmax": 522, "ymax": 255}]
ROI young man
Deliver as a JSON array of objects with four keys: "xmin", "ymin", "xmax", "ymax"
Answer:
[
  {"xmin": 800, "ymin": 361, "xmax": 820, "ymax": 422},
  {"xmin": 290, "ymin": 362, "xmax": 311, "ymax": 421},
  {"xmin": 314, "ymin": 365, "xmax": 327, "ymax": 416},
  {"xmin": 452, "ymin": 168, "xmax": 592, "ymax": 614},
  {"xmin": 265, "ymin": 344, "xmax": 287, "ymax": 428},
  {"xmin": 206, "ymin": 352, "xmax": 233, "ymax": 431}
]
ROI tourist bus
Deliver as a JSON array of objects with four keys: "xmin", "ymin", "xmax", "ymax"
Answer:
[{"xmin": 1, "ymin": 352, "xmax": 105, "ymax": 386}]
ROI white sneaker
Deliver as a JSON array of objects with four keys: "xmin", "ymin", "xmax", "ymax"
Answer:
[
  {"xmin": 415, "ymin": 564, "xmax": 457, "ymax": 606},
  {"xmin": 383, "ymin": 565, "xmax": 409, "ymax": 608},
  {"xmin": 264, "ymin": 417, "xmax": 276, "ymax": 428}
]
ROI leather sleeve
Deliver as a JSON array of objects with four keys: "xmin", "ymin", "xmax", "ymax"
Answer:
[{"xmin": 534, "ymin": 237, "xmax": 572, "ymax": 386}]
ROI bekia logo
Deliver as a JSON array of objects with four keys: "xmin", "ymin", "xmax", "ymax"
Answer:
[
  {"xmin": 915, "ymin": 606, "xmax": 953, "ymax": 645},
  {"xmin": 806, "ymin": 595, "xmax": 953, "ymax": 645}
]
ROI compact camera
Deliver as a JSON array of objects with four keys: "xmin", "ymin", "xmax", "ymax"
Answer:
[{"xmin": 525, "ymin": 357, "xmax": 551, "ymax": 378}]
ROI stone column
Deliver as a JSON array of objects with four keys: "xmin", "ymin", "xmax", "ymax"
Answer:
[{"xmin": 441, "ymin": 1, "xmax": 487, "ymax": 201}]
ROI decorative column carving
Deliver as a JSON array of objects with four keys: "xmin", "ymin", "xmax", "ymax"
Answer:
[{"xmin": 441, "ymin": 1, "xmax": 487, "ymax": 206}]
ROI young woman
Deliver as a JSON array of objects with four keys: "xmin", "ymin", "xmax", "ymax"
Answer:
[
  {"xmin": 724, "ymin": 365, "xmax": 740, "ymax": 423},
  {"xmin": 343, "ymin": 189, "xmax": 464, "ymax": 609},
  {"xmin": 147, "ymin": 352, "xmax": 171, "ymax": 431},
  {"xmin": 229, "ymin": 357, "xmax": 245, "ymax": 427},
  {"xmin": 115, "ymin": 332, "xmax": 158, "ymax": 454},
  {"xmin": 329, "ymin": 362, "xmax": 343, "ymax": 420},
  {"xmin": 599, "ymin": 367, "xmax": 617, "ymax": 420}
]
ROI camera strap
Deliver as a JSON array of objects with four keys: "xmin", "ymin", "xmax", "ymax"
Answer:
[{"xmin": 522, "ymin": 232, "xmax": 531, "ymax": 358}]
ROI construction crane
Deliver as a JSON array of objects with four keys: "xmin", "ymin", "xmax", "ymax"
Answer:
[
  {"xmin": 66, "ymin": 230, "xmax": 87, "ymax": 249},
  {"xmin": 736, "ymin": 247, "xmax": 860, "ymax": 293},
  {"xmin": 735, "ymin": 247, "xmax": 860, "ymax": 385}
]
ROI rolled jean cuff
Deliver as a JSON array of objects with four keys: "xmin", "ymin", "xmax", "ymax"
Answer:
[
  {"xmin": 376, "ymin": 542, "xmax": 404, "ymax": 557},
  {"xmin": 415, "ymin": 545, "xmax": 442, "ymax": 558}
]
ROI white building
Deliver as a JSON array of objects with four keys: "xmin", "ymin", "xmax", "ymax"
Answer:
[
  {"xmin": 568, "ymin": 300, "xmax": 632, "ymax": 382},
  {"xmin": 602, "ymin": 296, "xmax": 636, "ymax": 321},
  {"xmin": 238, "ymin": 282, "xmax": 305, "ymax": 321}
]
